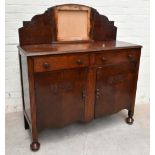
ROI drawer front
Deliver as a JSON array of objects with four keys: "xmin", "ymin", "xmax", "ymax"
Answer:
[
  {"xmin": 34, "ymin": 54, "xmax": 89, "ymax": 72},
  {"xmin": 95, "ymin": 50, "xmax": 140, "ymax": 66}
]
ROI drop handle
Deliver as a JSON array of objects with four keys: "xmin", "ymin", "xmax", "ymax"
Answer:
[
  {"xmin": 43, "ymin": 62, "xmax": 50, "ymax": 69},
  {"xmin": 76, "ymin": 59, "xmax": 83, "ymax": 65}
]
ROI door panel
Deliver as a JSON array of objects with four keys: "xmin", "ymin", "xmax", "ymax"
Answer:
[
  {"xmin": 95, "ymin": 63, "xmax": 137, "ymax": 118},
  {"xmin": 34, "ymin": 68, "xmax": 87, "ymax": 130}
]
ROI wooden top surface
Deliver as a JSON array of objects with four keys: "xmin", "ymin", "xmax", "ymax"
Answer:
[{"xmin": 18, "ymin": 41, "xmax": 142, "ymax": 56}]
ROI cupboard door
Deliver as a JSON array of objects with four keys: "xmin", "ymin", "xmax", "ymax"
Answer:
[
  {"xmin": 34, "ymin": 68, "xmax": 87, "ymax": 130},
  {"xmin": 95, "ymin": 63, "xmax": 137, "ymax": 118}
]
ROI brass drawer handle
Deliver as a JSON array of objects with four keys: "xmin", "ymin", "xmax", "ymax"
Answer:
[
  {"xmin": 101, "ymin": 57, "xmax": 107, "ymax": 62},
  {"xmin": 76, "ymin": 59, "xmax": 83, "ymax": 65},
  {"xmin": 43, "ymin": 62, "xmax": 50, "ymax": 69}
]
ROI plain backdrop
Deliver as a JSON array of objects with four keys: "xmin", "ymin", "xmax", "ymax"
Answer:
[{"xmin": 5, "ymin": 0, "xmax": 150, "ymax": 113}]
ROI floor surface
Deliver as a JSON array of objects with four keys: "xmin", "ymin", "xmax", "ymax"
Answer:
[{"xmin": 6, "ymin": 104, "xmax": 149, "ymax": 155}]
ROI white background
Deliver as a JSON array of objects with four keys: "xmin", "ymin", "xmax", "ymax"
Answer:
[{"xmin": 5, "ymin": 0, "xmax": 149, "ymax": 113}]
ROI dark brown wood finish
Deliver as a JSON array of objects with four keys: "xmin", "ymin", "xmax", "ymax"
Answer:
[
  {"xmin": 18, "ymin": 41, "xmax": 141, "ymax": 56},
  {"xmin": 18, "ymin": 52, "xmax": 30, "ymax": 130},
  {"xmin": 33, "ymin": 54, "xmax": 89, "ymax": 72},
  {"xmin": 35, "ymin": 68, "xmax": 87, "ymax": 130},
  {"xmin": 18, "ymin": 4, "xmax": 142, "ymax": 151},
  {"xmin": 95, "ymin": 62, "xmax": 138, "ymax": 117},
  {"xmin": 84, "ymin": 53, "xmax": 96, "ymax": 122},
  {"xmin": 18, "ymin": 4, "xmax": 117, "ymax": 46}
]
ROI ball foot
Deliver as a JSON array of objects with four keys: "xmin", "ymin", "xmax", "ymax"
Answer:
[
  {"xmin": 30, "ymin": 142, "xmax": 40, "ymax": 151},
  {"xmin": 126, "ymin": 117, "xmax": 134, "ymax": 125}
]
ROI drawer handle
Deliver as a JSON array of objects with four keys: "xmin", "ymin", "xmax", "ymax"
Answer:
[
  {"xmin": 128, "ymin": 54, "xmax": 135, "ymax": 62},
  {"xmin": 43, "ymin": 62, "xmax": 50, "ymax": 69},
  {"xmin": 76, "ymin": 59, "xmax": 83, "ymax": 65},
  {"xmin": 101, "ymin": 57, "xmax": 107, "ymax": 62}
]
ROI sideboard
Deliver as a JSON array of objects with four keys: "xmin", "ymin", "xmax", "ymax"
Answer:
[{"xmin": 18, "ymin": 4, "xmax": 141, "ymax": 151}]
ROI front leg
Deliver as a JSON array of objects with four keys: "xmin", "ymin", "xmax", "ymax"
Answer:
[
  {"xmin": 126, "ymin": 110, "xmax": 134, "ymax": 125},
  {"xmin": 30, "ymin": 128, "xmax": 40, "ymax": 151}
]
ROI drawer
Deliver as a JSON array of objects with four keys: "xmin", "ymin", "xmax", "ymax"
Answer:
[
  {"xmin": 95, "ymin": 50, "xmax": 140, "ymax": 66},
  {"xmin": 34, "ymin": 54, "xmax": 89, "ymax": 72}
]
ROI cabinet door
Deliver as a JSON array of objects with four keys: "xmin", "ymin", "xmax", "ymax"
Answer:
[
  {"xmin": 95, "ymin": 63, "xmax": 137, "ymax": 118},
  {"xmin": 35, "ymin": 68, "xmax": 87, "ymax": 130}
]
